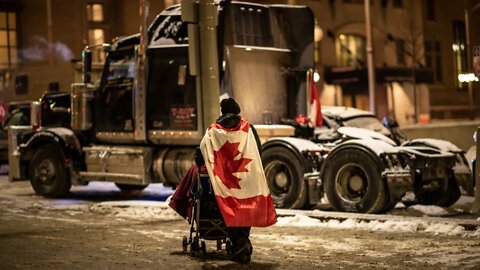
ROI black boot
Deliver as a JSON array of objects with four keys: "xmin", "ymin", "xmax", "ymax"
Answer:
[{"xmin": 233, "ymin": 237, "xmax": 252, "ymax": 264}]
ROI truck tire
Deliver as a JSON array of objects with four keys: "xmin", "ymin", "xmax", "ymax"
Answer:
[
  {"xmin": 324, "ymin": 148, "xmax": 387, "ymax": 214},
  {"xmin": 380, "ymin": 198, "xmax": 398, "ymax": 213},
  {"xmin": 416, "ymin": 177, "xmax": 461, "ymax": 207},
  {"xmin": 437, "ymin": 179, "xmax": 461, "ymax": 207},
  {"xmin": 262, "ymin": 146, "xmax": 306, "ymax": 209},
  {"xmin": 29, "ymin": 144, "xmax": 71, "ymax": 198},
  {"xmin": 115, "ymin": 183, "xmax": 148, "ymax": 191}
]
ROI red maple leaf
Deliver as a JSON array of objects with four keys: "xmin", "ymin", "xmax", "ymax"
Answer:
[{"xmin": 213, "ymin": 141, "xmax": 252, "ymax": 189}]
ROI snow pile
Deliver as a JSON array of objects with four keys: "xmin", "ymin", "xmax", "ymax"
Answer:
[
  {"xmin": 276, "ymin": 214, "xmax": 480, "ymax": 237},
  {"xmin": 71, "ymin": 182, "xmax": 174, "ymax": 199},
  {"xmin": 88, "ymin": 201, "xmax": 183, "ymax": 221},
  {"xmin": 409, "ymin": 205, "xmax": 450, "ymax": 216}
]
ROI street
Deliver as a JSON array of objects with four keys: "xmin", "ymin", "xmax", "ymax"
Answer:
[{"xmin": 1, "ymin": 176, "xmax": 480, "ymax": 269}]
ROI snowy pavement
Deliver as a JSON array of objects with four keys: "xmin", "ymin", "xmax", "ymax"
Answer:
[
  {"xmin": 2, "ymin": 177, "xmax": 480, "ymax": 237},
  {"xmin": 2, "ymin": 177, "xmax": 480, "ymax": 269}
]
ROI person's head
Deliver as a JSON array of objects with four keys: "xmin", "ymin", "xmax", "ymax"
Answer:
[{"xmin": 220, "ymin": 98, "xmax": 241, "ymax": 115}]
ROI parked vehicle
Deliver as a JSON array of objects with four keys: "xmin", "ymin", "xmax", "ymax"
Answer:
[
  {"xmin": 309, "ymin": 106, "xmax": 471, "ymax": 208},
  {"xmin": 0, "ymin": 103, "xmax": 31, "ymax": 164}
]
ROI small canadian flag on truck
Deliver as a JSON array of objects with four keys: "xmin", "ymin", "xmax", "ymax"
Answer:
[{"xmin": 309, "ymin": 79, "xmax": 323, "ymax": 128}]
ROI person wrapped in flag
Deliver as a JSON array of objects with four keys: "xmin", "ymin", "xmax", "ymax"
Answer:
[{"xmin": 200, "ymin": 98, "xmax": 277, "ymax": 263}]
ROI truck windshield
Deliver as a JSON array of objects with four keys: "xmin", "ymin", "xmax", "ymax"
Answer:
[{"xmin": 106, "ymin": 51, "xmax": 135, "ymax": 83}]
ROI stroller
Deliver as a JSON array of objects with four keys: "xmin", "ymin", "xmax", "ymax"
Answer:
[{"xmin": 182, "ymin": 165, "xmax": 233, "ymax": 257}]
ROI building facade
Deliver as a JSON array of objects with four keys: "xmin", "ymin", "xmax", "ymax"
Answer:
[
  {"xmin": 298, "ymin": 0, "xmax": 480, "ymax": 125},
  {"xmin": 0, "ymin": 0, "xmax": 171, "ymax": 103},
  {"xmin": 0, "ymin": 0, "xmax": 479, "ymax": 125}
]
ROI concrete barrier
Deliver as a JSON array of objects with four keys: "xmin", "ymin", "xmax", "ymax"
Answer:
[{"xmin": 400, "ymin": 121, "xmax": 480, "ymax": 151}]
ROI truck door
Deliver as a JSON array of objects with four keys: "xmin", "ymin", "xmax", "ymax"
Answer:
[{"xmin": 146, "ymin": 8, "xmax": 201, "ymax": 145}]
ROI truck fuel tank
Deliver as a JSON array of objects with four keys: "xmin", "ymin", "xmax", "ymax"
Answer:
[{"xmin": 153, "ymin": 147, "xmax": 196, "ymax": 187}]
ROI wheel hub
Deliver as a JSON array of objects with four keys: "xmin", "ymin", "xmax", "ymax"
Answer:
[
  {"xmin": 274, "ymin": 172, "xmax": 289, "ymax": 189},
  {"xmin": 336, "ymin": 163, "xmax": 368, "ymax": 203},
  {"xmin": 36, "ymin": 159, "xmax": 56, "ymax": 184},
  {"xmin": 264, "ymin": 161, "xmax": 292, "ymax": 205},
  {"xmin": 348, "ymin": 175, "xmax": 364, "ymax": 192}
]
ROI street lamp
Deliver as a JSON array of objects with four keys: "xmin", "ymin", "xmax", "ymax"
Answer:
[{"xmin": 364, "ymin": 0, "xmax": 376, "ymax": 115}]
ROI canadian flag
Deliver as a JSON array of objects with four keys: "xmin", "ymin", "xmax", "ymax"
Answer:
[
  {"xmin": 200, "ymin": 119, "xmax": 277, "ymax": 227},
  {"xmin": 309, "ymin": 79, "xmax": 323, "ymax": 127}
]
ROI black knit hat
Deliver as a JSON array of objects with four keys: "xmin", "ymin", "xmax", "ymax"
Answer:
[{"xmin": 220, "ymin": 98, "xmax": 241, "ymax": 115}]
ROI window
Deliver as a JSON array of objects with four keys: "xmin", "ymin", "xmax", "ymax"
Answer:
[
  {"xmin": 88, "ymin": 29, "xmax": 105, "ymax": 45},
  {"xmin": 150, "ymin": 15, "xmax": 188, "ymax": 46},
  {"xmin": 426, "ymin": 0, "xmax": 435, "ymax": 21},
  {"xmin": 452, "ymin": 20, "xmax": 467, "ymax": 89},
  {"xmin": 425, "ymin": 40, "xmax": 442, "ymax": 83},
  {"xmin": 0, "ymin": 11, "xmax": 17, "ymax": 68},
  {"xmin": 86, "ymin": 2, "xmax": 106, "ymax": 62},
  {"xmin": 96, "ymin": 48, "xmax": 136, "ymax": 132},
  {"xmin": 88, "ymin": 28, "xmax": 105, "ymax": 62},
  {"xmin": 86, "ymin": 3, "xmax": 104, "ymax": 22},
  {"xmin": 336, "ymin": 34, "xmax": 366, "ymax": 67}
]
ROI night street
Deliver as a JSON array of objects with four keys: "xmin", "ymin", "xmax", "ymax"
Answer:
[
  {"xmin": 1, "ymin": 176, "xmax": 480, "ymax": 269},
  {"xmin": 2, "ymin": 0, "xmax": 480, "ymax": 269}
]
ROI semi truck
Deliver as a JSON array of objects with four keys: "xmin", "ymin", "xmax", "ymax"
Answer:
[{"xmin": 9, "ymin": 0, "xmax": 469, "ymax": 214}]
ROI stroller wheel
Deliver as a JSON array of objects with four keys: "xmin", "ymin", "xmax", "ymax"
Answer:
[
  {"xmin": 182, "ymin": 236, "xmax": 188, "ymax": 252},
  {"xmin": 190, "ymin": 237, "xmax": 199, "ymax": 256},
  {"xmin": 201, "ymin": 241, "xmax": 207, "ymax": 256},
  {"xmin": 225, "ymin": 239, "xmax": 234, "ymax": 260},
  {"xmin": 216, "ymin": 239, "xmax": 222, "ymax": 250}
]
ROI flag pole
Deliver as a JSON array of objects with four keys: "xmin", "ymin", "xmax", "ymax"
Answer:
[{"xmin": 306, "ymin": 69, "xmax": 312, "ymax": 117}]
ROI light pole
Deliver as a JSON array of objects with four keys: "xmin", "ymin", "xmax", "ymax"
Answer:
[{"xmin": 364, "ymin": 0, "xmax": 376, "ymax": 115}]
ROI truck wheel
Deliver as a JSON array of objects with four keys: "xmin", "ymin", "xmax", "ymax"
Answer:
[
  {"xmin": 324, "ymin": 148, "xmax": 387, "ymax": 213},
  {"xmin": 262, "ymin": 146, "xmax": 306, "ymax": 209},
  {"xmin": 380, "ymin": 198, "xmax": 398, "ymax": 213},
  {"xmin": 29, "ymin": 144, "xmax": 71, "ymax": 198},
  {"xmin": 115, "ymin": 183, "xmax": 148, "ymax": 191},
  {"xmin": 440, "ymin": 177, "xmax": 461, "ymax": 207},
  {"xmin": 416, "ymin": 177, "xmax": 461, "ymax": 207}
]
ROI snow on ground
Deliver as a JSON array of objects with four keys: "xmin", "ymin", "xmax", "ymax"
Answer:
[
  {"xmin": 390, "ymin": 195, "xmax": 475, "ymax": 217},
  {"xmin": 71, "ymin": 182, "xmax": 174, "ymax": 200},
  {"xmin": 43, "ymin": 182, "xmax": 480, "ymax": 237},
  {"xmin": 452, "ymin": 195, "xmax": 475, "ymax": 211},
  {"xmin": 275, "ymin": 213, "xmax": 480, "ymax": 237},
  {"xmin": 408, "ymin": 205, "xmax": 450, "ymax": 216},
  {"xmin": 51, "ymin": 194, "xmax": 480, "ymax": 238},
  {"xmin": 89, "ymin": 201, "xmax": 183, "ymax": 221}
]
